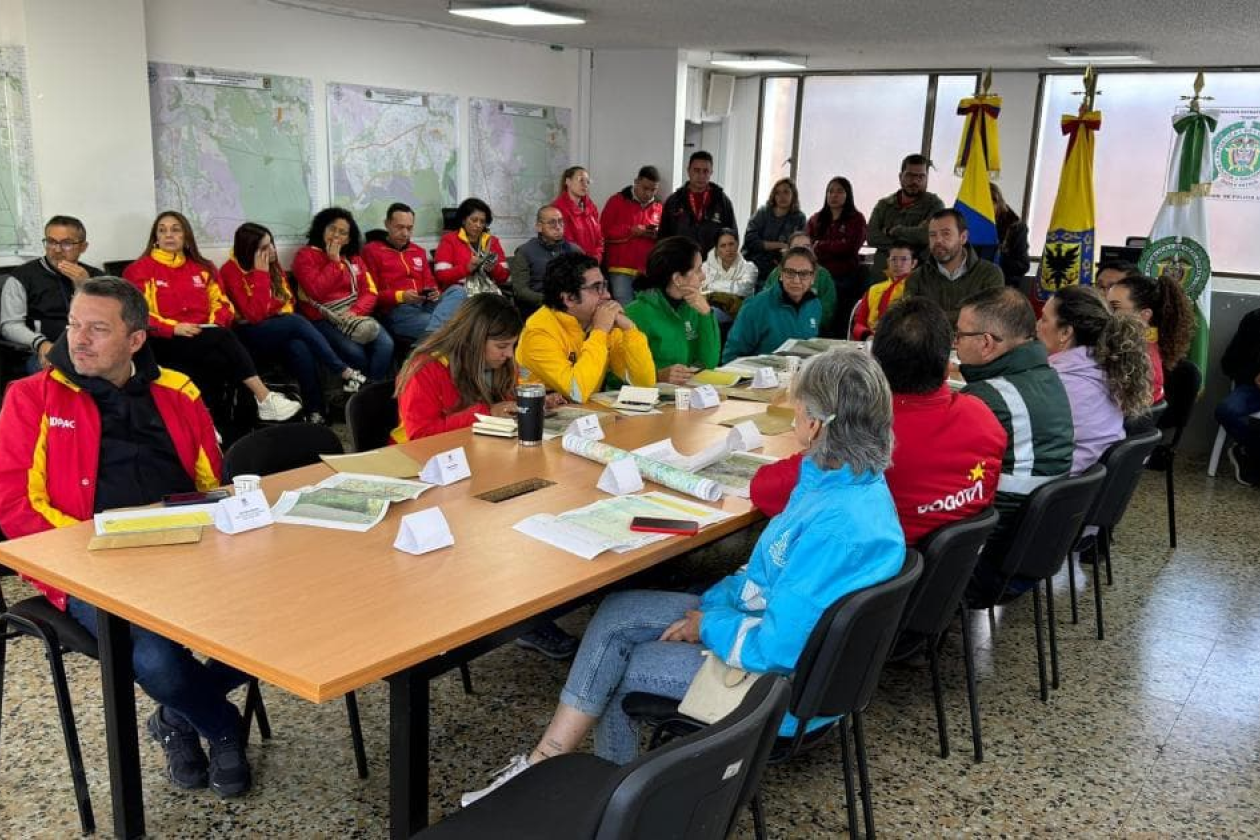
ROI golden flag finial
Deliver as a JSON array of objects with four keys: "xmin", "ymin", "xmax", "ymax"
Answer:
[
  {"xmin": 1182, "ymin": 70, "xmax": 1212, "ymax": 113},
  {"xmin": 981, "ymin": 68, "xmax": 992, "ymax": 96},
  {"xmin": 1073, "ymin": 66, "xmax": 1099, "ymax": 113}
]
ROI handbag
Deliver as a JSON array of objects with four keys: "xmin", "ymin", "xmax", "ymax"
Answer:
[
  {"xmin": 677, "ymin": 650, "xmax": 756, "ymax": 724},
  {"xmin": 308, "ymin": 260, "xmax": 382, "ymax": 344},
  {"xmin": 465, "ymin": 248, "xmax": 504, "ymax": 297}
]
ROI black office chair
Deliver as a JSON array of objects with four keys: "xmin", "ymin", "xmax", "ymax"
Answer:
[
  {"xmin": 624, "ymin": 551, "xmax": 923, "ymax": 840},
  {"xmin": 1148, "ymin": 359, "xmax": 1202, "ymax": 548},
  {"xmin": 967, "ymin": 465, "xmax": 1106, "ymax": 702},
  {"xmin": 414, "ymin": 675, "xmax": 790, "ymax": 840},
  {"xmin": 1065, "ymin": 429, "xmax": 1162, "ymax": 640},
  {"xmin": 345, "ymin": 380, "xmax": 398, "ymax": 452},
  {"xmin": 899, "ymin": 508, "xmax": 1000, "ymax": 762},
  {"xmin": 101, "ymin": 259, "xmax": 131, "ymax": 276}
]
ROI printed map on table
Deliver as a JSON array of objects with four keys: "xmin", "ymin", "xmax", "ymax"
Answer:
[
  {"xmin": 0, "ymin": 47, "xmax": 41, "ymax": 255},
  {"xmin": 468, "ymin": 98, "xmax": 570, "ymax": 238},
  {"xmin": 328, "ymin": 83, "xmax": 458, "ymax": 237},
  {"xmin": 148, "ymin": 63, "xmax": 317, "ymax": 246}
]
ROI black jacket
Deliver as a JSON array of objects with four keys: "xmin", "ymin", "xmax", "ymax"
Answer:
[
  {"xmin": 1221, "ymin": 308, "xmax": 1260, "ymax": 387},
  {"xmin": 1, "ymin": 257, "xmax": 103, "ymax": 350},
  {"xmin": 659, "ymin": 183, "xmax": 736, "ymax": 257}
]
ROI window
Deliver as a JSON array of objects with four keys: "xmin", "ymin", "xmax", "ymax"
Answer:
[{"xmin": 753, "ymin": 78, "xmax": 799, "ymax": 211}]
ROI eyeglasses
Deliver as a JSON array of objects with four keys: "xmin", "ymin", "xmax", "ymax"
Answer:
[
  {"xmin": 44, "ymin": 238, "xmax": 85, "ymax": 250},
  {"xmin": 954, "ymin": 330, "xmax": 1004, "ymax": 342},
  {"xmin": 780, "ymin": 268, "xmax": 815, "ymax": 281},
  {"xmin": 541, "ymin": 218, "xmax": 565, "ymax": 227},
  {"xmin": 580, "ymin": 281, "xmax": 608, "ymax": 295}
]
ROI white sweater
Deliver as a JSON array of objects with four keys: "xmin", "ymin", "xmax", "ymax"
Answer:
[{"xmin": 701, "ymin": 251, "xmax": 758, "ymax": 298}]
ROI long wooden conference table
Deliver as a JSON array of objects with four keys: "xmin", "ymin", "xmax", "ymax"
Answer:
[{"xmin": 0, "ymin": 400, "xmax": 800, "ymax": 838}]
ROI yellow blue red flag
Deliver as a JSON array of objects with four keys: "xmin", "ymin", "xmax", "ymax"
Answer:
[
  {"xmin": 1038, "ymin": 111, "xmax": 1102, "ymax": 298},
  {"xmin": 953, "ymin": 94, "xmax": 1001, "ymax": 248}
]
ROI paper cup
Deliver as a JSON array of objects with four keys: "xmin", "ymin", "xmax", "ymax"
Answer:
[
  {"xmin": 674, "ymin": 387, "xmax": 692, "ymax": 411},
  {"xmin": 232, "ymin": 474, "xmax": 261, "ymax": 495}
]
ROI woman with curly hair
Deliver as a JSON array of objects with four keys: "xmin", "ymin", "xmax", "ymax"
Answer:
[
  {"xmin": 1038, "ymin": 284, "xmax": 1153, "ymax": 472},
  {"xmin": 1105, "ymin": 273, "xmax": 1194, "ymax": 404}
]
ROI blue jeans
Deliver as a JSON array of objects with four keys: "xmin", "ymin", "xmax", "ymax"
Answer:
[
  {"xmin": 67, "ymin": 597, "xmax": 248, "ymax": 741},
  {"xmin": 559, "ymin": 590, "xmax": 704, "ymax": 764},
  {"xmin": 381, "ymin": 301, "xmax": 437, "ymax": 347},
  {"xmin": 426, "ymin": 286, "xmax": 468, "ymax": 337},
  {"xmin": 1215, "ymin": 383, "xmax": 1260, "ymax": 454},
  {"xmin": 238, "ymin": 315, "xmax": 350, "ymax": 413},
  {"xmin": 312, "ymin": 318, "xmax": 395, "ymax": 382}
]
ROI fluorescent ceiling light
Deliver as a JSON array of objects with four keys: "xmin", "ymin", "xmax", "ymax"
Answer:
[
  {"xmin": 1047, "ymin": 47, "xmax": 1153, "ymax": 66},
  {"xmin": 711, "ymin": 55, "xmax": 807, "ymax": 71},
  {"xmin": 448, "ymin": 3, "xmax": 585, "ymax": 26}
]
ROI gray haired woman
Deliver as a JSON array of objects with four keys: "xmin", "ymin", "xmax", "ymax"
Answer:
[{"xmin": 462, "ymin": 347, "xmax": 907, "ymax": 804}]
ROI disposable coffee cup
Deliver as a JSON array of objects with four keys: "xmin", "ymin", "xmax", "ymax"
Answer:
[
  {"xmin": 516, "ymin": 384, "xmax": 546, "ymax": 446},
  {"xmin": 232, "ymin": 474, "xmax": 261, "ymax": 495},
  {"xmin": 674, "ymin": 387, "xmax": 692, "ymax": 411}
]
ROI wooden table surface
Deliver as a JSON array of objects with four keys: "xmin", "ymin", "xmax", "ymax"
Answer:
[{"xmin": 0, "ymin": 401, "xmax": 799, "ymax": 703}]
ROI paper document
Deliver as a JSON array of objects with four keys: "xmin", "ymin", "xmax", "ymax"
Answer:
[
  {"xmin": 271, "ymin": 488, "xmax": 390, "ymax": 532},
  {"xmin": 94, "ymin": 505, "xmax": 217, "ymax": 536},
  {"xmin": 718, "ymin": 355, "xmax": 796, "ymax": 376},
  {"xmin": 694, "ymin": 452, "xmax": 780, "ymax": 498},
  {"xmin": 689, "ymin": 369, "xmax": 743, "ymax": 387},
  {"xmin": 321, "ymin": 448, "xmax": 421, "ymax": 479},
  {"xmin": 315, "ymin": 472, "xmax": 433, "ymax": 503},
  {"xmin": 719, "ymin": 404, "xmax": 795, "ymax": 436},
  {"xmin": 773, "ymin": 338, "xmax": 861, "ymax": 357},
  {"xmin": 543, "ymin": 407, "xmax": 609, "ymax": 440}
]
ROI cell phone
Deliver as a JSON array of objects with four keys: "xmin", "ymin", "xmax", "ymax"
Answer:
[
  {"xmin": 629, "ymin": 516, "xmax": 700, "ymax": 536},
  {"xmin": 162, "ymin": 490, "xmax": 230, "ymax": 506}
]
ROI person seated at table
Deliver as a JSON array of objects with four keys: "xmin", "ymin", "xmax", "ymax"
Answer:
[
  {"xmin": 752, "ymin": 298, "xmax": 1005, "ymax": 545},
  {"xmin": 625, "ymin": 236, "xmax": 720, "ymax": 385},
  {"xmin": 221, "ymin": 222, "xmax": 366, "ymax": 425},
  {"xmin": 1037, "ymin": 284, "xmax": 1152, "ymax": 474},
  {"xmin": 851, "ymin": 241, "xmax": 917, "ymax": 340},
  {"xmin": 461, "ymin": 348, "xmax": 905, "ymax": 804},
  {"xmin": 361, "ymin": 202, "xmax": 444, "ymax": 346},
  {"xmin": 433, "ymin": 197, "xmax": 510, "ymax": 306},
  {"xmin": 721, "ymin": 245, "xmax": 822, "ymax": 364},
  {"xmin": 516, "ymin": 252, "xmax": 655, "ymax": 403},
  {"xmin": 1105, "ymin": 273, "xmax": 1194, "ymax": 405},
  {"xmin": 0, "ymin": 277, "xmax": 253, "ymax": 798},
  {"xmin": 762, "ymin": 231, "xmax": 837, "ymax": 326},
  {"xmin": 700, "ymin": 228, "xmax": 757, "ymax": 323},
  {"xmin": 124, "ymin": 211, "xmax": 302, "ymax": 435},
  {"xmin": 292, "ymin": 206, "xmax": 395, "ymax": 383}
]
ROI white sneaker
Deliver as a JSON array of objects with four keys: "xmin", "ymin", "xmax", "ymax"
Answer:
[
  {"xmin": 460, "ymin": 754, "xmax": 531, "ymax": 808},
  {"xmin": 343, "ymin": 369, "xmax": 367, "ymax": 393},
  {"xmin": 256, "ymin": 391, "xmax": 302, "ymax": 422}
]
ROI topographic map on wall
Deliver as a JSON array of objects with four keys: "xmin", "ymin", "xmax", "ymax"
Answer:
[
  {"xmin": 148, "ymin": 63, "xmax": 317, "ymax": 246},
  {"xmin": 0, "ymin": 47, "xmax": 42, "ymax": 254},
  {"xmin": 468, "ymin": 98, "xmax": 571, "ymax": 239},
  {"xmin": 328, "ymin": 83, "xmax": 458, "ymax": 237}
]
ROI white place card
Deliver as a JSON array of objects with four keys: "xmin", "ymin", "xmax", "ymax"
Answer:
[
  {"xmin": 727, "ymin": 421, "xmax": 764, "ymax": 453},
  {"xmin": 393, "ymin": 507, "xmax": 455, "ymax": 555},
  {"xmin": 566, "ymin": 413, "xmax": 605, "ymax": 440},
  {"xmin": 420, "ymin": 446, "xmax": 472, "ymax": 486},
  {"xmin": 750, "ymin": 367, "xmax": 779, "ymax": 389},
  {"xmin": 597, "ymin": 458, "xmax": 644, "ymax": 495},
  {"xmin": 213, "ymin": 490, "xmax": 273, "ymax": 535},
  {"xmin": 691, "ymin": 384, "xmax": 722, "ymax": 409}
]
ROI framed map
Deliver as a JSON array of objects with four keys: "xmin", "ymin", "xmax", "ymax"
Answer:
[
  {"xmin": 148, "ymin": 63, "xmax": 317, "ymax": 246},
  {"xmin": 468, "ymin": 98, "xmax": 571, "ymax": 239},
  {"xmin": 0, "ymin": 47, "xmax": 42, "ymax": 255}
]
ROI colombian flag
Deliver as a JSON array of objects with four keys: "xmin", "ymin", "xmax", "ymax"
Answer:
[
  {"xmin": 1038, "ymin": 111, "xmax": 1102, "ymax": 298},
  {"xmin": 953, "ymin": 94, "xmax": 1001, "ymax": 250}
]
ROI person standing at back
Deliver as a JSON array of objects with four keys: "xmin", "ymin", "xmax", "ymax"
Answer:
[
  {"xmin": 807, "ymin": 176, "xmax": 869, "ymax": 333},
  {"xmin": 553, "ymin": 165, "xmax": 604, "ymax": 264},
  {"xmin": 658, "ymin": 150, "xmax": 737, "ymax": 257},
  {"xmin": 601, "ymin": 165, "xmax": 662, "ymax": 304},
  {"xmin": 510, "ymin": 205, "xmax": 583, "ymax": 316},
  {"xmin": 867, "ymin": 153, "xmax": 944, "ymax": 278},
  {"xmin": 743, "ymin": 177, "xmax": 806, "ymax": 282}
]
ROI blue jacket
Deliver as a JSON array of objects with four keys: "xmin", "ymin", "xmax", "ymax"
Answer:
[
  {"xmin": 721, "ymin": 286, "xmax": 821, "ymax": 363},
  {"xmin": 699, "ymin": 457, "xmax": 905, "ymax": 733}
]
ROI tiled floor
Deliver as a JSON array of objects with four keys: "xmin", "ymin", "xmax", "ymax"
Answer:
[{"xmin": 1, "ymin": 456, "xmax": 1257, "ymax": 838}]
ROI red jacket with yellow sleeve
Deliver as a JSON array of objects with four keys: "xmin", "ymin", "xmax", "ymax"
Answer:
[
  {"xmin": 432, "ymin": 230, "xmax": 509, "ymax": 290},
  {"xmin": 123, "ymin": 250, "xmax": 234, "ymax": 337},
  {"xmin": 218, "ymin": 257, "xmax": 296, "ymax": 324},
  {"xmin": 290, "ymin": 246, "xmax": 378, "ymax": 320},
  {"xmin": 361, "ymin": 240, "xmax": 437, "ymax": 314},
  {"xmin": 390, "ymin": 355, "xmax": 512, "ymax": 442},
  {"xmin": 0, "ymin": 357, "xmax": 222, "ymax": 611}
]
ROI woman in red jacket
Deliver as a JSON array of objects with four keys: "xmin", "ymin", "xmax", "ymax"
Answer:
[
  {"xmin": 123, "ymin": 211, "xmax": 302, "ymax": 431},
  {"xmin": 222, "ymin": 222, "xmax": 366, "ymax": 424},
  {"xmin": 291, "ymin": 207, "xmax": 395, "ymax": 382},
  {"xmin": 807, "ymin": 176, "xmax": 869, "ymax": 334},
  {"xmin": 553, "ymin": 165, "xmax": 603, "ymax": 262},
  {"xmin": 432, "ymin": 198, "xmax": 509, "ymax": 319}
]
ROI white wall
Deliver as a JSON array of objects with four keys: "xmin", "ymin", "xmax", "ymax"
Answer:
[{"xmin": 991, "ymin": 71, "xmax": 1040, "ymax": 215}]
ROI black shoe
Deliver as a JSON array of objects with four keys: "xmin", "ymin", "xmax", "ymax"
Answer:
[
  {"xmin": 147, "ymin": 707, "xmax": 209, "ymax": 790},
  {"xmin": 1228, "ymin": 444, "xmax": 1258, "ymax": 488},
  {"xmin": 515, "ymin": 620, "xmax": 579, "ymax": 660},
  {"xmin": 208, "ymin": 735, "xmax": 252, "ymax": 798}
]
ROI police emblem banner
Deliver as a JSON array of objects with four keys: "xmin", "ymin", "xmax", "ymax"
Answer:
[{"xmin": 1209, "ymin": 107, "xmax": 1260, "ymax": 202}]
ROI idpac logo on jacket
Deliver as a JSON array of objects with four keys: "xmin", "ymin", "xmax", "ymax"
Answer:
[{"xmin": 48, "ymin": 416, "xmax": 76, "ymax": 430}]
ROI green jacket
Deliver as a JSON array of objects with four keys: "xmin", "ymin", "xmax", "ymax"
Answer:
[
  {"xmin": 721, "ymin": 286, "xmax": 821, "ymax": 364},
  {"xmin": 624, "ymin": 289, "xmax": 720, "ymax": 372},
  {"xmin": 867, "ymin": 190, "xmax": 944, "ymax": 276},
  {"xmin": 904, "ymin": 246, "xmax": 1004, "ymax": 322},
  {"xmin": 765, "ymin": 264, "xmax": 837, "ymax": 326}
]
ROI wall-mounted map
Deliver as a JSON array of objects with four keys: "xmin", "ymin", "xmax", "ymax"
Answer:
[{"xmin": 468, "ymin": 98, "xmax": 571, "ymax": 239}]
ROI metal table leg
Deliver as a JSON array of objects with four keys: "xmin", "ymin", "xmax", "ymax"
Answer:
[
  {"xmin": 96, "ymin": 610, "xmax": 145, "ymax": 839},
  {"xmin": 389, "ymin": 665, "xmax": 430, "ymax": 839}
]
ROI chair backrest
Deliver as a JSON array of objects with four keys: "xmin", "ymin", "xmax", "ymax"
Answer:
[
  {"xmin": 593, "ymin": 675, "xmax": 790, "ymax": 840},
  {"xmin": 788, "ymin": 550, "xmax": 923, "ymax": 723},
  {"xmin": 1089, "ymin": 428, "xmax": 1162, "ymax": 530},
  {"xmin": 345, "ymin": 381, "xmax": 399, "ymax": 452},
  {"xmin": 222, "ymin": 423, "xmax": 344, "ymax": 480},
  {"xmin": 1158, "ymin": 359, "xmax": 1202, "ymax": 443},
  {"xmin": 902, "ymin": 507, "xmax": 1001, "ymax": 638},
  {"xmin": 998, "ymin": 464, "xmax": 1106, "ymax": 580}
]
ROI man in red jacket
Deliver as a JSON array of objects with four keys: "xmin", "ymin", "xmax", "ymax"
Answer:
[
  {"xmin": 751, "ymin": 297, "xmax": 1006, "ymax": 545},
  {"xmin": 600, "ymin": 165, "xmax": 662, "ymax": 304},
  {"xmin": 0, "ymin": 277, "xmax": 253, "ymax": 798},
  {"xmin": 363, "ymin": 202, "xmax": 441, "ymax": 346}
]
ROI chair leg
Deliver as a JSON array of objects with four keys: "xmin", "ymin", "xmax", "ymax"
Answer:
[
  {"xmin": 959, "ymin": 610, "xmax": 983, "ymax": 762},
  {"xmin": 750, "ymin": 791, "xmax": 768, "ymax": 840},
  {"xmin": 1045, "ymin": 578, "xmax": 1060, "ymax": 691},
  {"xmin": 459, "ymin": 662, "xmax": 474, "ymax": 696},
  {"xmin": 838, "ymin": 718, "xmax": 860, "ymax": 840},
  {"xmin": 1090, "ymin": 539, "xmax": 1106, "ymax": 641},
  {"xmin": 853, "ymin": 711, "xmax": 877, "ymax": 840},
  {"xmin": 1067, "ymin": 550, "xmax": 1079, "ymax": 624},
  {"xmin": 344, "ymin": 691, "xmax": 369, "ymax": 779},
  {"xmin": 44, "ymin": 636, "xmax": 95, "ymax": 835},
  {"xmin": 1032, "ymin": 587, "xmax": 1049, "ymax": 703},
  {"xmin": 927, "ymin": 641, "xmax": 949, "ymax": 759},
  {"xmin": 242, "ymin": 679, "xmax": 272, "ymax": 744},
  {"xmin": 1166, "ymin": 456, "xmax": 1177, "ymax": 549},
  {"xmin": 1102, "ymin": 526, "xmax": 1114, "ymax": 587}
]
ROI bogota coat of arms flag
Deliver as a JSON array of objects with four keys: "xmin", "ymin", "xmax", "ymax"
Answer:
[{"xmin": 1038, "ymin": 111, "xmax": 1101, "ymax": 298}]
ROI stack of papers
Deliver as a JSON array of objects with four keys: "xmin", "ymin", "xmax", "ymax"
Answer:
[
  {"xmin": 271, "ymin": 473, "xmax": 433, "ymax": 532},
  {"xmin": 473, "ymin": 414, "xmax": 517, "ymax": 438},
  {"xmin": 610, "ymin": 385, "xmax": 660, "ymax": 413},
  {"xmin": 773, "ymin": 338, "xmax": 863, "ymax": 357}
]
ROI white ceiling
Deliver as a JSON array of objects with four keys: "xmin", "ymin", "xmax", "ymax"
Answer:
[{"xmin": 268, "ymin": 0, "xmax": 1260, "ymax": 72}]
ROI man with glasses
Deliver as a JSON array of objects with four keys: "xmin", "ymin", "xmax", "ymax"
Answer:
[
  {"xmin": 721, "ymin": 245, "xmax": 822, "ymax": 363},
  {"xmin": 510, "ymin": 205, "xmax": 584, "ymax": 315},
  {"xmin": 1, "ymin": 215, "xmax": 103, "ymax": 373},
  {"xmin": 954, "ymin": 286, "xmax": 1074, "ymax": 602},
  {"xmin": 867, "ymin": 153, "xmax": 945, "ymax": 278},
  {"xmin": 516, "ymin": 252, "xmax": 655, "ymax": 403},
  {"xmin": 601, "ymin": 165, "xmax": 663, "ymax": 304},
  {"xmin": 905, "ymin": 208, "xmax": 1004, "ymax": 322}
]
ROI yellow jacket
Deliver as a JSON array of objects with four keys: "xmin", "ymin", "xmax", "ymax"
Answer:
[{"xmin": 516, "ymin": 306, "xmax": 656, "ymax": 402}]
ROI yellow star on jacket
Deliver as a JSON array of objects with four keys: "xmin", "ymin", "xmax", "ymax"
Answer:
[{"xmin": 969, "ymin": 462, "xmax": 987, "ymax": 482}]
